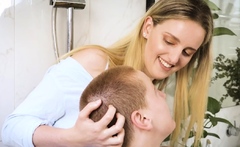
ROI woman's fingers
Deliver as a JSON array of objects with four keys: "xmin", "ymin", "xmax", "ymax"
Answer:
[
  {"xmin": 94, "ymin": 105, "xmax": 125, "ymax": 143},
  {"xmin": 113, "ymin": 112, "xmax": 125, "ymax": 135},
  {"xmin": 107, "ymin": 113, "xmax": 125, "ymax": 146},
  {"xmin": 97, "ymin": 105, "xmax": 117, "ymax": 128},
  {"xmin": 79, "ymin": 99, "xmax": 102, "ymax": 119},
  {"xmin": 107, "ymin": 128, "xmax": 125, "ymax": 147},
  {"xmin": 102, "ymin": 112, "xmax": 125, "ymax": 138},
  {"xmin": 97, "ymin": 111, "xmax": 125, "ymax": 146},
  {"xmin": 75, "ymin": 103, "xmax": 125, "ymax": 147}
]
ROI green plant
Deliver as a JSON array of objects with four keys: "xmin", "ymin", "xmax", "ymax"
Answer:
[
  {"xmin": 212, "ymin": 47, "xmax": 240, "ymax": 105},
  {"xmin": 187, "ymin": 0, "xmax": 237, "ymax": 146},
  {"xmin": 163, "ymin": 1, "xmax": 238, "ymax": 146},
  {"xmin": 203, "ymin": 97, "xmax": 233, "ymax": 137},
  {"xmin": 187, "ymin": 96, "xmax": 234, "ymax": 147}
]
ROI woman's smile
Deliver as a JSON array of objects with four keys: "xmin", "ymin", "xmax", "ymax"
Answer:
[
  {"xmin": 158, "ymin": 57, "xmax": 173, "ymax": 70},
  {"xmin": 143, "ymin": 18, "xmax": 205, "ymax": 80}
]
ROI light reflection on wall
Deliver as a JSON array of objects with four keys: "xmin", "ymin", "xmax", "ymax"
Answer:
[{"xmin": 0, "ymin": 0, "xmax": 11, "ymax": 16}]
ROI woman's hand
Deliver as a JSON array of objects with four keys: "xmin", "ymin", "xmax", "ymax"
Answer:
[
  {"xmin": 65, "ymin": 99, "xmax": 125, "ymax": 147},
  {"xmin": 33, "ymin": 100, "xmax": 125, "ymax": 147}
]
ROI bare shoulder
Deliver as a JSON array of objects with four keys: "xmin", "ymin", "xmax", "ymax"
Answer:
[{"xmin": 71, "ymin": 48, "xmax": 108, "ymax": 78}]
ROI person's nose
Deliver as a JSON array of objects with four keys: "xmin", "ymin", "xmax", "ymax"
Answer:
[{"xmin": 168, "ymin": 47, "xmax": 182, "ymax": 65}]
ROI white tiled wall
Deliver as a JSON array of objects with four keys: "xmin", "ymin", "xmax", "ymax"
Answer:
[
  {"xmin": 1, "ymin": 0, "xmax": 240, "ymax": 147},
  {"xmin": 204, "ymin": 106, "xmax": 240, "ymax": 147},
  {"xmin": 184, "ymin": 106, "xmax": 240, "ymax": 147},
  {"xmin": 204, "ymin": 1, "xmax": 240, "ymax": 146},
  {"xmin": 205, "ymin": 0, "xmax": 240, "ymax": 147},
  {"xmin": 0, "ymin": 0, "xmax": 146, "ymax": 146},
  {"xmin": 209, "ymin": 0, "xmax": 240, "ymax": 108},
  {"xmin": 205, "ymin": 1, "xmax": 240, "ymax": 145}
]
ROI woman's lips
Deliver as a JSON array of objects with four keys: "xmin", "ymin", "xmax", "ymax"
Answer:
[{"xmin": 158, "ymin": 57, "xmax": 173, "ymax": 68}]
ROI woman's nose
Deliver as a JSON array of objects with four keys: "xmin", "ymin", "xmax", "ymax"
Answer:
[{"xmin": 168, "ymin": 47, "xmax": 182, "ymax": 65}]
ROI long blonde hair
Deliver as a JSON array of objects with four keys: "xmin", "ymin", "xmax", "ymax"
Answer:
[{"xmin": 62, "ymin": 0, "xmax": 213, "ymax": 146}]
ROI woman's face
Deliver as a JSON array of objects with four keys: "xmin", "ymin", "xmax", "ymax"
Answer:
[{"xmin": 143, "ymin": 18, "xmax": 205, "ymax": 80}]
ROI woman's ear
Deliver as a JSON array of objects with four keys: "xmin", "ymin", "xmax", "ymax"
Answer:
[
  {"xmin": 131, "ymin": 110, "xmax": 152, "ymax": 131},
  {"xmin": 142, "ymin": 16, "xmax": 153, "ymax": 38}
]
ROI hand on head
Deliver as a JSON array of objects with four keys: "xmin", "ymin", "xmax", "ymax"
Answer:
[{"xmin": 67, "ymin": 99, "xmax": 125, "ymax": 147}]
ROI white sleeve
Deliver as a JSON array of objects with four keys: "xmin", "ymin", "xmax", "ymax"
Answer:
[
  {"xmin": 1, "ymin": 57, "xmax": 93, "ymax": 147},
  {"xmin": 1, "ymin": 69, "xmax": 66, "ymax": 147}
]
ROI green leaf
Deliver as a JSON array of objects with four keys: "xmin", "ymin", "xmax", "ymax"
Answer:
[
  {"xmin": 203, "ymin": 130, "xmax": 220, "ymax": 139},
  {"xmin": 207, "ymin": 97, "xmax": 221, "ymax": 114},
  {"xmin": 212, "ymin": 13, "xmax": 219, "ymax": 19},
  {"xmin": 213, "ymin": 27, "xmax": 236, "ymax": 36},
  {"xmin": 205, "ymin": 113, "xmax": 213, "ymax": 119},
  {"xmin": 209, "ymin": 116, "xmax": 234, "ymax": 127},
  {"xmin": 188, "ymin": 130, "xmax": 195, "ymax": 138},
  {"xmin": 205, "ymin": 0, "xmax": 221, "ymax": 10}
]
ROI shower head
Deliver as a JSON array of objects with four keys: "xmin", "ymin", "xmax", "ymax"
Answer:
[{"xmin": 50, "ymin": 0, "xmax": 86, "ymax": 9}]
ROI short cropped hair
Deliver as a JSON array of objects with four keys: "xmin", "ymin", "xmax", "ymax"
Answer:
[{"xmin": 80, "ymin": 66, "xmax": 147, "ymax": 147}]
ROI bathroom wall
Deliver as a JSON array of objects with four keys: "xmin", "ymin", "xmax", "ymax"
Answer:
[
  {"xmin": 204, "ymin": 105, "xmax": 240, "ymax": 147},
  {"xmin": 1, "ymin": 0, "xmax": 240, "ymax": 147},
  {"xmin": 208, "ymin": 0, "xmax": 240, "ymax": 147},
  {"xmin": 184, "ymin": 105, "xmax": 240, "ymax": 147},
  {"xmin": 205, "ymin": 1, "xmax": 240, "ymax": 145},
  {"xmin": 197, "ymin": 0, "xmax": 240, "ymax": 146},
  {"xmin": 0, "ymin": 0, "xmax": 146, "ymax": 146},
  {"xmin": 209, "ymin": 0, "xmax": 240, "ymax": 108},
  {"xmin": 195, "ymin": 0, "xmax": 240, "ymax": 146}
]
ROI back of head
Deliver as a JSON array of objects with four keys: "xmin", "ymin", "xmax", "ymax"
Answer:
[{"xmin": 80, "ymin": 66, "xmax": 146, "ymax": 147}]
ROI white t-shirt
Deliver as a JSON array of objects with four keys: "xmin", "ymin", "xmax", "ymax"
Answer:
[{"xmin": 2, "ymin": 57, "xmax": 95, "ymax": 147}]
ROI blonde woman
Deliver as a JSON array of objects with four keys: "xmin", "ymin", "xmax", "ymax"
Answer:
[{"xmin": 2, "ymin": 0, "xmax": 213, "ymax": 146}]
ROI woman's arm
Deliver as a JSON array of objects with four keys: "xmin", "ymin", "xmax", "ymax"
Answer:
[
  {"xmin": 2, "ymin": 55, "xmax": 125, "ymax": 147},
  {"xmin": 2, "ymin": 69, "xmax": 67, "ymax": 147},
  {"xmin": 33, "ymin": 100, "xmax": 125, "ymax": 147}
]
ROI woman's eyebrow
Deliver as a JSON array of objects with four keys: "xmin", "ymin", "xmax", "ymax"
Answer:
[
  {"xmin": 164, "ymin": 32, "xmax": 180, "ymax": 42},
  {"xmin": 185, "ymin": 47, "xmax": 197, "ymax": 51},
  {"xmin": 165, "ymin": 32, "xmax": 197, "ymax": 51}
]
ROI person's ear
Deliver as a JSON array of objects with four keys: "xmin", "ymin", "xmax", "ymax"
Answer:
[
  {"xmin": 131, "ymin": 110, "xmax": 152, "ymax": 130},
  {"xmin": 142, "ymin": 16, "xmax": 153, "ymax": 39}
]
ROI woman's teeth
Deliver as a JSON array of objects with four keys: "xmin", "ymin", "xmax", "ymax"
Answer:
[{"xmin": 159, "ymin": 57, "xmax": 172, "ymax": 68}]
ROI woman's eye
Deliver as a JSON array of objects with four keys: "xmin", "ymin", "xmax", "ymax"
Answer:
[
  {"xmin": 182, "ymin": 50, "xmax": 190, "ymax": 56},
  {"xmin": 165, "ymin": 40, "xmax": 174, "ymax": 45}
]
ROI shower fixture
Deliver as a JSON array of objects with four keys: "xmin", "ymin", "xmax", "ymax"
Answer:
[
  {"xmin": 227, "ymin": 120, "xmax": 240, "ymax": 136},
  {"xmin": 49, "ymin": 0, "xmax": 86, "ymax": 62},
  {"xmin": 50, "ymin": 0, "xmax": 85, "ymax": 9}
]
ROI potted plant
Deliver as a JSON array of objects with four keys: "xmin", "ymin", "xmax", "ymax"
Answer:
[
  {"xmin": 163, "ymin": 1, "xmax": 237, "ymax": 146},
  {"xmin": 187, "ymin": 0, "xmax": 238, "ymax": 146},
  {"xmin": 212, "ymin": 47, "xmax": 240, "ymax": 106}
]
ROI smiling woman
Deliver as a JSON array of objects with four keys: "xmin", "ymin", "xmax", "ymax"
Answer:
[
  {"xmin": 142, "ymin": 18, "xmax": 205, "ymax": 80},
  {"xmin": 1, "ymin": 0, "xmax": 214, "ymax": 147}
]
